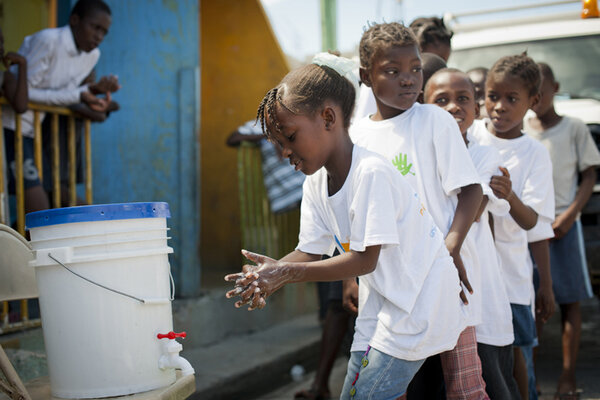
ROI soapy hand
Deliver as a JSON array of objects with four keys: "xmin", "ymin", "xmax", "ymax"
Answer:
[{"xmin": 224, "ymin": 250, "xmax": 284, "ymax": 310}]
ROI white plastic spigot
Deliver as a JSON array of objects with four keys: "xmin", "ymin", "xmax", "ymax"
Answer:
[{"xmin": 157, "ymin": 331, "xmax": 195, "ymax": 376}]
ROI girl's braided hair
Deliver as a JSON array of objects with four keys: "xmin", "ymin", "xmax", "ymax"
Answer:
[
  {"xmin": 256, "ymin": 63, "xmax": 356, "ymax": 138},
  {"xmin": 359, "ymin": 22, "xmax": 418, "ymax": 70},
  {"xmin": 409, "ymin": 17, "xmax": 453, "ymax": 51},
  {"xmin": 488, "ymin": 52, "xmax": 541, "ymax": 96}
]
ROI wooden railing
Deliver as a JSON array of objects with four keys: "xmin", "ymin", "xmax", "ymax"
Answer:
[
  {"xmin": 0, "ymin": 99, "xmax": 94, "ymax": 334},
  {"xmin": 237, "ymin": 142, "xmax": 300, "ymax": 260}
]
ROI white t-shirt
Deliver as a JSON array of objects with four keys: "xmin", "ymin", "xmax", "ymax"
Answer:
[
  {"xmin": 524, "ymin": 115, "xmax": 600, "ymax": 215},
  {"xmin": 297, "ymin": 146, "xmax": 467, "ymax": 361},
  {"xmin": 353, "ymin": 85, "xmax": 377, "ymax": 121},
  {"xmin": 467, "ymin": 140, "xmax": 514, "ymax": 346},
  {"xmin": 469, "ymin": 119, "xmax": 555, "ymax": 305},
  {"xmin": 350, "ymin": 103, "xmax": 482, "ymax": 325}
]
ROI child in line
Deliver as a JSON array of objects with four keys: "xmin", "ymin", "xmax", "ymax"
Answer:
[
  {"xmin": 409, "ymin": 16, "xmax": 453, "ymax": 62},
  {"xmin": 466, "ymin": 67, "xmax": 488, "ymax": 119},
  {"xmin": 425, "ymin": 68, "xmax": 520, "ymax": 400},
  {"xmin": 525, "ymin": 62, "xmax": 600, "ymax": 399},
  {"xmin": 349, "ymin": 22, "xmax": 487, "ymax": 400},
  {"xmin": 225, "ymin": 55, "xmax": 468, "ymax": 400},
  {"xmin": 468, "ymin": 53, "xmax": 556, "ymax": 400}
]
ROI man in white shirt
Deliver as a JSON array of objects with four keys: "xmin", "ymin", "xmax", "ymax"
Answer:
[{"xmin": 2, "ymin": 0, "xmax": 118, "ymax": 213}]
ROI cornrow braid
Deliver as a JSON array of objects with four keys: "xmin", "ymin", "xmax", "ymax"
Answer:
[
  {"xmin": 359, "ymin": 22, "xmax": 418, "ymax": 69},
  {"xmin": 489, "ymin": 52, "xmax": 541, "ymax": 96},
  {"xmin": 255, "ymin": 63, "xmax": 356, "ymax": 138},
  {"xmin": 256, "ymin": 87, "xmax": 281, "ymax": 139}
]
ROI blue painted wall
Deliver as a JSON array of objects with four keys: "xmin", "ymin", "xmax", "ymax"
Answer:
[{"xmin": 75, "ymin": 1, "xmax": 201, "ymax": 296}]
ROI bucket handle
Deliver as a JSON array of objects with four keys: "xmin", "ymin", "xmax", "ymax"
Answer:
[{"xmin": 48, "ymin": 253, "xmax": 175, "ymax": 304}]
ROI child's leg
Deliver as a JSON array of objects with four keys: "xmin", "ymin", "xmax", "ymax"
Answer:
[
  {"xmin": 340, "ymin": 347, "xmax": 424, "ymax": 400},
  {"xmin": 557, "ymin": 301, "xmax": 581, "ymax": 395},
  {"xmin": 439, "ymin": 326, "xmax": 489, "ymax": 400},
  {"xmin": 477, "ymin": 343, "xmax": 520, "ymax": 400},
  {"xmin": 513, "ymin": 347, "xmax": 528, "ymax": 400}
]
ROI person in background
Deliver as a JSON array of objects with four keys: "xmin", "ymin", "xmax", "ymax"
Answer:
[
  {"xmin": 469, "ymin": 53, "xmax": 555, "ymax": 400},
  {"xmin": 409, "ymin": 16, "xmax": 453, "ymax": 62},
  {"xmin": 2, "ymin": 0, "xmax": 119, "ymax": 210},
  {"xmin": 524, "ymin": 62, "xmax": 600, "ymax": 400},
  {"xmin": 467, "ymin": 67, "xmax": 488, "ymax": 119},
  {"xmin": 0, "ymin": 27, "xmax": 27, "ymax": 113}
]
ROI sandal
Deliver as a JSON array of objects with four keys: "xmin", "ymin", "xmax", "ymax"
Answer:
[{"xmin": 554, "ymin": 390, "xmax": 581, "ymax": 400}]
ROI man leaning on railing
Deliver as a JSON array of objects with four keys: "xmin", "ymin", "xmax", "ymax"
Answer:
[{"xmin": 1, "ymin": 0, "xmax": 119, "ymax": 224}]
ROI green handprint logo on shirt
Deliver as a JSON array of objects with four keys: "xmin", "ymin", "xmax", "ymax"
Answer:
[{"xmin": 392, "ymin": 153, "xmax": 415, "ymax": 176}]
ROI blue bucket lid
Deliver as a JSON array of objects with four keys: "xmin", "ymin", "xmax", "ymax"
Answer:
[{"xmin": 26, "ymin": 202, "xmax": 170, "ymax": 229}]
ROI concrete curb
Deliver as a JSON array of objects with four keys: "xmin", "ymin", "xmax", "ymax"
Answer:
[{"xmin": 185, "ymin": 313, "xmax": 322, "ymax": 400}]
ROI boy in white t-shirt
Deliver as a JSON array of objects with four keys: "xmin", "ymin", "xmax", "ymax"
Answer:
[
  {"xmin": 469, "ymin": 53, "xmax": 555, "ymax": 400},
  {"xmin": 350, "ymin": 23, "xmax": 487, "ymax": 400},
  {"xmin": 226, "ymin": 54, "xmax": 467, "ymax": 400},
  {"xmin": 524, "ymin": 62, "xmax": 600, "ymax": 398},
  {"xmin": 425, "ymin": 68, "xmax": 520, "ymax": 400}
]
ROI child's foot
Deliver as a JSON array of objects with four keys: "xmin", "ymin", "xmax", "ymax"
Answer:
[
  {"xmin": 294, "ymin": 388, "xmax": 331, "ymax": 400},
  {"xmin": 554, "ymin": 372, "xmax": 578, "ymax": 400}
]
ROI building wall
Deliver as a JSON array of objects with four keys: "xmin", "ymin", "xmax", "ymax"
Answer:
[
  {"xmin": 200, "ymin": 0, "xmax": 289, "ymax": 279},
  {"xmin": 91, "ymin": 0, "xmax": 201, "ymax": 296}
]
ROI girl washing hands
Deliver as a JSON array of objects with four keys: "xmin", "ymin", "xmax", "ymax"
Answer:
[{"xmin": 225, "ymin": 53, "xmax": 468, "ymax": 400}]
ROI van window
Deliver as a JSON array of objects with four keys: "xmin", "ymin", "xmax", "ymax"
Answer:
[{"xmin": 449, "ymin": 35, "xmax": 600, "ymax": 100}]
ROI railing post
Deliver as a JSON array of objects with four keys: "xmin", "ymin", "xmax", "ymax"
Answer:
[
  {"xmin": 68, "ymin": 116, "xmax": 76, "ymax": 206},
  {"xmin": 33, "ymin": 111, "xmax": 42, "ymax": 181},
  {"xmin": 14, "ymin": 115, "xmax": 25, "ymax": 235},
  {"xmin": 85, "ymin": 119, "xmax": 92, "ymax": 204},
  {"xmin": 0, "ymin": 105, "xmax": 6, "ymax": 225},
  {"xmin": 51, "ymin": 113, "xmax": 61, "ymax": 208}
]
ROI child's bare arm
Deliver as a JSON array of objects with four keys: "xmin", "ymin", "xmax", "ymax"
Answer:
[
  {"xmin": 226, "ymin": 246, "xmax": 381, "ymax": 310},
  {"xmin": 529, "ymin": 239, "xmax": 555, "ymax": 323},
  {"xmin": 2, "ymin": 52, "xmax": 28, "ymax": 113},
  {"xmin": 490, "ymin": 166, "xmax": 538, "ymax": 229},
  {"xmin": 553, "ymin": 166, "xmax": 596, "ymax": 239},
  {"xmin": 446, "ymin": 182, "xmax": 482, "ymax": 303},
  {"xmin": 89, "ymin": 74, "xmax": 121, "ymax": 94}
]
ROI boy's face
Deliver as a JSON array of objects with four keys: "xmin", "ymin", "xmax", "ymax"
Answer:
[
  {"xmin": 265, "ymin": 96, "xmax": 334, "ymax": 176},
  {"xmin": 532, "ymin": 74, "xmax": 558, "ymax": 117},
  {"xmin": 70, "ymin": 10, "xmax": 111, "ymax": 52},
  {"xmin": 485, "ymin": 73, "xmax": 539, "ymax": 138},
  {"xmin": 360, "ymin": 44, "xmax": 423, "ymax": 120},
  {"xmin": 425, "ymin": 72, "xmax": 479, "ymax": 135}
]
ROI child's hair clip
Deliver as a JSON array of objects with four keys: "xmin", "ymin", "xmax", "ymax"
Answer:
[{"xmin": 312, "ymin": 52, "xmax": 360, "ymax": 99}]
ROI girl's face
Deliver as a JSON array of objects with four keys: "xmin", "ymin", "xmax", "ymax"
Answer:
[
  {"xmin": 265, "ymin": 98, "xmax": 332, "ymax": 176},
  {"xmin": 361, "ymin": 44, "xmax": 423, "ymax": 120},
  {"xmin": 485, "ymin": 73, "xmax": 538, "ymax": 138},
  {"xmin": 425, "ymin": 71, "xmax": 479, "ymax": 135}
]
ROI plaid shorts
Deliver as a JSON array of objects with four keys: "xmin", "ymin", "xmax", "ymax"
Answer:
[{"xmin": 440, "ymin": 326, "xmax": 490, "ymax": 400}]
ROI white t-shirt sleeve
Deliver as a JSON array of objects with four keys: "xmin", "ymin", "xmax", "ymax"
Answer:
[
  {"xmin": 521, "ymin": 145, "xmax": 555, "ymax": 221},
  {"xmin": 349, "ymin": 163, "xmax": 402, "ymax": 252},
  {"xmin": 573, "ymin": 118, "xmax": 600, "ymax": 171},
  {"xmin": 527, "ymin": 217, "xmax": 555, "ymax": 242},
  {"xmin": 297, "ymin": 177, "xmax": 335, "ymax": 256},
  {"xmin": 433, "ymin": 111, "xmax": 480, "ymax": 196}
]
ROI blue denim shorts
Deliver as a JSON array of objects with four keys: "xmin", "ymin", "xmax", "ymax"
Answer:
[
  {"xmin": 510, "ymin": 303, "xmax": 536, "ymax": 347},
  {"xmin": 340, "ymin": 346, "xmax": 425, "ymax": 400}
]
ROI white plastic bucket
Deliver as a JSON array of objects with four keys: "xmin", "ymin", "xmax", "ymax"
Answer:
[{"xmin": 26, "ymin": 202, "xmax": 178, "ymax": 399}]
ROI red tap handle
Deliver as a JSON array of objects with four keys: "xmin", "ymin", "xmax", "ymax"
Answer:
[{"xmin": 157, "ymin": 331, "xmax": 187, "ymax": 340}]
